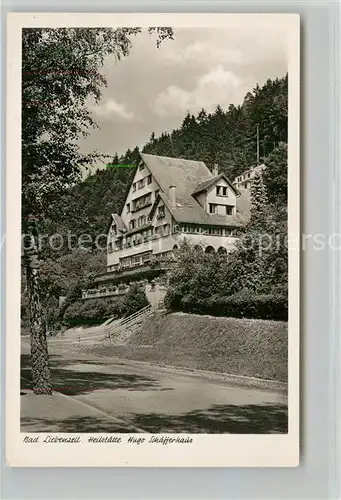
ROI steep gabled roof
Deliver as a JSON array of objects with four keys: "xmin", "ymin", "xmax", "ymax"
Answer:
[
  {"xmin": 111, "ymin": 213, "xmax": 127, "ymax": 232},
  {"xmin": 192, "ymin": 172, "xmax": 239, "ymax": 197},
  {"xmin": 140, "ymin": 154, "xmax": 211, "ymax": 192},
  {"xmin": 192, "ymin": 175, "xmax": 220, "ymax": 195},
  {"xmin": 140, "ymin": 154, "xmax": 244, "ymax": 228}
]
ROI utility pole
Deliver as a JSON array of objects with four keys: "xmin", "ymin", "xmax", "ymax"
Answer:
[{"xmin": 256, "ymin": 124, "xmax": 260, "ymax": 166}]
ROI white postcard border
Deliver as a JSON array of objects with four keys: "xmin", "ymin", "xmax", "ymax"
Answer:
[{"xmin": 6, "ymin": 12, "xmax": 300, "ymax": 467}]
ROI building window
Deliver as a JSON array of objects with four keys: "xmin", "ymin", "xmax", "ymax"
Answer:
[
  {"xmin": 138, "ymin": 179, "xmax": 144, "ymax": 189},
  {"xmin": 205, "ymin": 246, "xmax": 215, "ymax": 254},
  {"xmin": 217, "ymin": 186, "xmax": 228, "ymax": 196},
  {"xmin": 147, "ymin": 174, "xmax": 152, "ymax": 184},
  {"xmin": 139, "ymin": 163, "xmax": 144, "ymax": 171},
  {"xmin": 132, "ymin": 182, "xmax": 137, "ymax": 192},
  {"xmin": 142, "ymin": 251, "xmax": 152, "ymax": 262},
  {"xmin": 157, "ymin": 205, "xmax": 165, "ymax": 219},
  {"xmin": 132, "ymin": 193, "xmax": 152, "ymax": 212},
  {"xmin": 138, "ymin": 215, "xmax": 146, "ymax": 227},
  {"xmin": 108, "ymin": 243, "xmax": 113, "ymax": 254},
  {"xmin": 163, "ymin": 224, "xmax": 170, "ymax": 236},
  {"xmin": 129, "ymin": 219, "xmax": 136, "ymax": 230},
  {"xmin": 209, "ymin": 203, "xmax": 217, "ymax": 214},
  {"xmin": 126, "ymin": 203, "xmax": 130, "ymax": 212},
  {"xmin": 133, "ymin": 234, "xmax": 142, "ymax": 245},
  {"xmin": 226, "ymin": 205, "xmax": 233, "ymax": 215}
]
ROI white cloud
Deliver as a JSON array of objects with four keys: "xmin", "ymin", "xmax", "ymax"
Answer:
[
  {"xmin": 163, "ymin": 41, "xmax": 244, "ymax": 67},
  {"xmin": 90, "ymin": 98, "xmax": 135, "ymax": 120},
  {"xmin": 154, "ymin": 66, "xmax": 249, "ymax": 117}
]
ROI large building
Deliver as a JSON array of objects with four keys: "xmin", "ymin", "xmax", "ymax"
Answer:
[
  {"xmin": 84, "ymin": 154, "xmax": 251, "ymax": 301},
  {"xmin": 106, "ymin": 154, "xmax": 251, "ymax": 270},
  {"xmin": 233, "ymin": 163, "xmax": 266, "ymax": 191}
]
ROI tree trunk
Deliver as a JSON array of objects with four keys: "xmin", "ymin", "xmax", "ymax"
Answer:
[{"xmin": 24, "ymin": 220, "xmax": 52, "ymax": 395}]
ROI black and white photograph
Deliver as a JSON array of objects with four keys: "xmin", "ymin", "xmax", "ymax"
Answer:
[{"xmin": 7, "ymin": 13, "xmax": 300, "ymax": 467}]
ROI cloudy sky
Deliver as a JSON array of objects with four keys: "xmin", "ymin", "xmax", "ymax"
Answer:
[{"xmin": 81, "ymin": 25, "xmax": 288, "ymax": 164}]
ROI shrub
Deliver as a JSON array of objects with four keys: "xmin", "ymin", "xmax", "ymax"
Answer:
[
  {"xmin": 176, "ymin": 290, "xmax": 287, "ymax": 321},
  {"xmin": 120, "ymin": 283, "xmax": 149, "ymax": 317},
  {"xmin": 164, "ymin": 289, "xmax": 183, "ymax": 312},
  {"xmin": 62, "ymin": 284, "xmax": 150, "ymax": 326},
  {"xmin": 63, "ymin": 298, "xmax": 122, "ymax": 327},
  {"xmin": 207, "ymin": 293, "xmax": 288, "ymax": 321}
]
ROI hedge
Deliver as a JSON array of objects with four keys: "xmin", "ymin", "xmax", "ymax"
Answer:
[{"xmin": 166, "ymin": 290, "xmax": 288, "ymax": 321}]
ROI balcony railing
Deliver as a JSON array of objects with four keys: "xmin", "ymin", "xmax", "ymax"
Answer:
[{"xmin": 82, "ymin": 286, "xmax": 130, "ymax": 300}]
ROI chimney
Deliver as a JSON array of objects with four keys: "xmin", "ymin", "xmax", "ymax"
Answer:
[
  {"xmin": 213, "ymin": 163, "xmax": 219, "ymax": 177},
  {"xmin": 169, "ymin": 185, "xmax": 176, "ymax": 208}
]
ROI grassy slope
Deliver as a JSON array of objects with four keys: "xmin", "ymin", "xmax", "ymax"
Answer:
[{"xmin": 92, "ymin": 312, "xmax": 288, "ymax": 382}]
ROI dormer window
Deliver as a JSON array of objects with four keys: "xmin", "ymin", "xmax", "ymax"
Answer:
[
  {"xmin": 216, "ymin": 186, "xmax": 228, "ymax": 197},
  {"xmin": 157, "ymin": 205, "xmax": 165, "ymax": 219}
]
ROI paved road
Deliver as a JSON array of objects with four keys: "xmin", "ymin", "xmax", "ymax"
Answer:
[{"xmin": 21, "ymin": 338, "xmax": 288, "ymax": 434}]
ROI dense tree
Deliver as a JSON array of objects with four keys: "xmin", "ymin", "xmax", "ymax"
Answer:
[
  {"xmin": 250, "ymin": 172, "xmax": 269, "ymax": 227},
  {"xmin": 262, "ymin": 142, "xmax": 288, "ymax": 206},
  {"xmin": 22, "ymin": 27, "xmax": 173, "ymax": 394}
]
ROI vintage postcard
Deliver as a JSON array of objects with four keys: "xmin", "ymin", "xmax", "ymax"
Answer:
[{"xmin": 6, "ymin": 12, "xmax": 300, "ymax": 467}]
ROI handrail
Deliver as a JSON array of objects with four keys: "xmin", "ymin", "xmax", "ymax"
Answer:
[
  {"xmin": 101, "ymin": 316, "xmax": 116, "ymax": 327},
  {"xmin": 107, "ymin": 305, "xmax": 151, "ymax": 329},
  {"xmin": 106, "ymin": 304, "xmax": 153, "ymax": 338},
  {"xmin": 106, "ymin": 311, "xmax": 152, "ymax": 336},
  {"xmin": 118, "ymin": 305, "xmax": 151, "ymax": 325}
]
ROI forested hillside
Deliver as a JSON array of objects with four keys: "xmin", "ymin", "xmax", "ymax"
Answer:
[
  {"xmin": 57, "ymin": 75, "xmax": 288, "ymax": 242},
  {"xmin": 24, "ymin": 74, "xmax": 288, "ymax": 326}
]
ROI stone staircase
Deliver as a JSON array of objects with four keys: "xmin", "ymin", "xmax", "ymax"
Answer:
[{"xmin": 105, "ymin": 304, "xmax": 154, "ymax": 345}]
